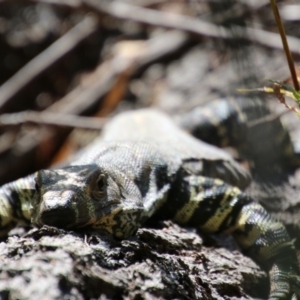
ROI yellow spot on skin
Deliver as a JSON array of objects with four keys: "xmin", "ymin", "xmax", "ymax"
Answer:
[
  {"xmin": 234, "ymin": 217, "xmax": 261, "ymax": 248},
  {"xmin": 232, "ymin": 203, "xmax": 289, "ymax": 260},
  {"xmin": 201, "ymin": 209, "xmax": 229, "ymax": 233},
  {"xmin": 258, "ymin": 240, "xmax": 292, "ymax": 260},
  {"xmin": 231, "ymin": 203, "xmax": 267, "ymax": 248},
  {"xmin": 94, "ymin": 214, "xmax": 118, "ymax": 233},
  {"xmin": 13, "ymin": 177, "xmax": 35, "ymax": 222},
  {"xmin": 214, "ymin": 178, "xmax": 227, "ymax": 186},
  {"xmin": 173, "ymin": 187, "xmax": 199, "ymax": 224},
  {"xmin": 93, "ymin": 207, "xmax": 121, "ymax": 234},
  {"xmin": 0, "ymin": 196, "xmax": 13, "ymax": 226},
  {"xmin": 19, "ymin": 192, "xmax": 32, "ymax": 221},
  {"xmin": 173, "ymin": 182, "xmax": 243, "ymax": 231},
  {"xmin": 201, "ymin": 187, "xmax": 242, "ymax": 233}
]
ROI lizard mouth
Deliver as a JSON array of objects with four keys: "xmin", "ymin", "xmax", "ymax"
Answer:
[
  {"xmin": 38, "ymin": 208, "xmax": 77, "ymax": 229},
  {"xmin": 96, "ymin": 199, "xmax": 121, "ymax": 211},
  {"xmin": 39, "ymin": 201, "xmax": 122, "ymax": 229}
]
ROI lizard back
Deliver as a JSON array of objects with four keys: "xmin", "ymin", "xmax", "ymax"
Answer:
[{"xmin": 98, "ymin": 108, "xmax": 251, "ymax": 189}]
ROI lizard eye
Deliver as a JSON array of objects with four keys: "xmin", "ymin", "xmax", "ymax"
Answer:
[{"xmin": 97, "ymin": 174, "xmax": 107, "ymax": 193}]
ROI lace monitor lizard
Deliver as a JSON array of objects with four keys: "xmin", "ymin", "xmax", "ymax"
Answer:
[{"xmin": 0, "ymin": 99, "xmax": 299, "ymax": 299}]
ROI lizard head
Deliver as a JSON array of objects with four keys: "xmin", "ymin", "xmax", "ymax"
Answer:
[{"xmin": 31, "ymin": 164, "xmax": 145, "ymax": 238}]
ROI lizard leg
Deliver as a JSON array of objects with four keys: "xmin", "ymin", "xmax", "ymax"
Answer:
[
  {"xmin": 178, "ymin": 97, "xmax": 297, "ymax": 169},
  {"xmin": 166, "ymin": 175, "xmax": 300, "ymax": 300},
  {"xmin": 0, "ymin": 175, "xmax": 35, "ymax": 237}
]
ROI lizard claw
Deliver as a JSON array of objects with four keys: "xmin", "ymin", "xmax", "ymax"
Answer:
[{"xmin": 290, "ymin": 275, "xmax": 300, "ymax": 300}]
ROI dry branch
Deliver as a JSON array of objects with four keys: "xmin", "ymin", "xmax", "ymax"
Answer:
[
  {"xmin": 0, "ymin": 111, "xmax": 106, "ymax": 130},
  {"xmin": 2, "ymin": 0, "xmax": 300, "ymax": 53},
  {"xmin": 82, "ymin": 0, "xmax": 300, "ymax": 53},
  {"xmin": 0, "ymin": 15, "xmax": 98, "ymax": 111},
  {"xmin": 48, "ymin": 30, "xmax": 188, "ymax": 114},
  {"xmin": 83, "ymin": 0, "xmax": 229, "ymax": 39}
]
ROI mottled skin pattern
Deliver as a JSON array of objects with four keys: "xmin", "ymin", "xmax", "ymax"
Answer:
[{"xmin": 0, "ymin": 104, "xmax": 300, "ymax": 299}]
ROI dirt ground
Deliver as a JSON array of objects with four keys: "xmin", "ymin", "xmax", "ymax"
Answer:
[{"xmin": 0, "ymin": 1, "xmax": 300, "ymax": 299}]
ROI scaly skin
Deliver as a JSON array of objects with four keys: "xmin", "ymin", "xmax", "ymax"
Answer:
[{"xmin": 0, "ymin": 107, "xmax": 299, "ymax": 299}]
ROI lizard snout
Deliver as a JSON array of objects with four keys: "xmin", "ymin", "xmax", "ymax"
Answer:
[{"xmin": 37, "ymin": 190, "xmax": 77, "ymax": 228}]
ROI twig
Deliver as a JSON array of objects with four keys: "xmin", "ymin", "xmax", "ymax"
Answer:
[
  {"xmin": 0, "ymin": 111, "xmax": 107, "ymax": 129},
  {"xmin": 244, "ymin": 27, "xmax": 300, "ymax": 53},
  {"xmin": 48, "ymin": 30, "xmax": 188, "ymax": 114},
  {"xmin": 83, "ymin": 0, "xmax": 229, "ymax": 39},
  {"xmin": 0, "ymin": 15, "xmax": 98, "ymax": 111},
  {"xmin": 31, "ymin": 0, "xmax": 81, "ymax": 6},
  {"xmin": 2, "ymin": 0, "xmax": 300, "ymax": 53},
  {"xmin": 82, "ymin": 0, "xmax": 300, "ymax": 53},
  {"xmin": 270, "ymin": 0, "xmax": 299, "ymax": 91}
]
